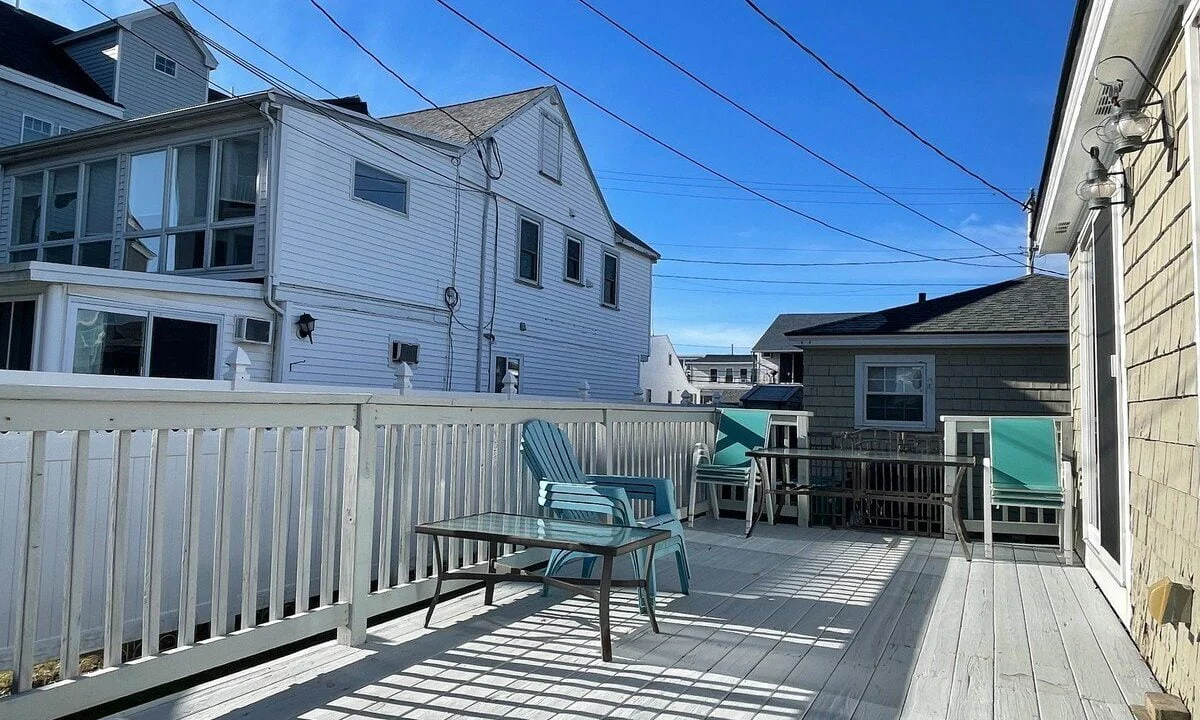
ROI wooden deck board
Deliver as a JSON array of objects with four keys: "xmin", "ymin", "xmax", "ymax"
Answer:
[{"xmin": 113, "ymin": 527, "xmax": 1158, "ymax": 720}]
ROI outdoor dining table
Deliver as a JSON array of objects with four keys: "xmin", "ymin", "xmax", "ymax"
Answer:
[
  {"xmin": 746, "ymin": 447, "xmax": 976, "ymax": 560},
  {"xmin": 415, "ymin": 511, "xmax": 670, "ymax": 661}
]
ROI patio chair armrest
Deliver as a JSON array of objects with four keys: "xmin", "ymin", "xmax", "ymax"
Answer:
[
  {"xmin": 539, "ymin": 481, "xmax": 635, "ymax": 524},
  {"xmin": 584, "ymin": 474, "xmax": 678, "ymax": 517}
]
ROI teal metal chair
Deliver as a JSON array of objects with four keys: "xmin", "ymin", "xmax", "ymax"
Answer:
[
  {"xmin": 984, "ymin": 417, "xmax": 1075, "ymax": 562},
  {"xmin": 688, "ymin": 408, "xmax": 773, "ymax": 537},
  {"xmin": 521, "ymin": 420, "xmax": 690, "ymax": 599}
]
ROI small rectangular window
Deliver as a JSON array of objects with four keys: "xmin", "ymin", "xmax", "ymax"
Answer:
[
  {"xmin": 74, "ymin": 310, "xmax": 146, "ymax": 376},
  {"xmin": 855, "ymin": 355, "xmax": 934, "ymax": 430},
  {"xmin": 668, "ymin": 391, "xmax": 673, "ymax": 404},
  {"xmin": 740, "ymin": 368, "xmax": 748, "ymax": 382},
  {"xmin": 518, "ymin": 217, "xmax": 541, "ymax": 284},
  {"xmin": 0, "ymin": 300, "xmax": 36, "ymax": 371},
  {"xmin": 709, "ymin": 369, "xmax": 717, "ymax": 382},
  {"xmin": 602, "ymin": 251, "xmax": 619, "ymax": 307},
  {"xmin": 564, "ymin": 235, "xmax": 583, "ymax": 283},
  {"xmin": 494, "ymin": 355, "xmax": 520, "ymax": 393},
  {"xmin": 353, "ymin": 161, "xmax": 408, "ymax": 214},
  {"xmin": 21, "ymin": 116, "xmax": 54, "ymax": 143},
  {"xmin": 725, "ymin": 369, "xmax": 733, "ymax": 383},
  {"xmin": 154, "ymin": 53, "xmax": 177, "ymax": 77},
  {"xmin": 539, "ymin": 113, "xmax": 563, "ymax": 181}
]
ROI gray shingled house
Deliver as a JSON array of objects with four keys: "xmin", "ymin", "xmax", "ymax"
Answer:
[{"xmin": 758, "ymin": 274, "xmax": 1070, "ymax": 438}]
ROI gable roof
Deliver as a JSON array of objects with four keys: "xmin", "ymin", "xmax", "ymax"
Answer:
[
  {"xmin": 0, "ymin": 2, "xmax": 113, "ymax": 102},
  {"xmin": 614, "ymin": 222, "xmax": 660, "ymax": 260},
  {"xmin": 54, "ymin": 3, "xmax": 218, "ymax": 70},
  {"xmin": 753, "ymin": 312, "xmax": 862, "ymax": 353},
  {"xmin": 688, "ymin": 354, "xmax": 755, "ymax": 364},
  {"xmin": 785, "ymin": 274, "xmax": 1068, "ymax": 338},
  {"xmin": 380, "ymin": 86, "xmax": 549, "ymax": 145}
]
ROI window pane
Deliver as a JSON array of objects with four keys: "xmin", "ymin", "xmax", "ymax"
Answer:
[
  {"xmin": 78, "ymin": 240, "xmax": 112, "ymax": 268},
  {"xmin": 22, "ymin": 116, "xmax": 54, "ymax": 142},
  {"xmin": 43, "ymin": 245, "xmax": 74, "ymax": 264},
  {"xmin": 0, "ymin": 301, "xmax": 36, "ymax": 370},
  {"xmin": 603, "ymin": 253, "xmax": 618, "ymax": 305},
  {"xmin": 216, "ymin": 135, "xmax": 259, "ymax": 221},
  {"xmin": 9, "ymin": 249, "xmax": 38, "ymax": 263},
  {"xmin": 865, "ymin": 394, "xmax": 923, "ymax": 423},
  {"xmin": 170, "ymin": 142, "xmax": 211, "ymax": 227},
  {"xmin": 84, "ymin": 159, "xmax": 117, "ymax": 237},
  {"xmin": 353, "ymin": 161, "xmax": 408, "ymax": 213},
  {"xmin": 149, "ymin": 317, "xmax": 218, "ymax": 379},
  {"xmin": 519, "ymin": 219, "xmax": 540, "ymax": 282},
  {"xmin": 168, "ymin": 231, "xmax": 207, "ymax": 270},
  {"xmin": 74, "ymin": 310, "xmax": 145, "ymax": 376},
  {"xmin": 13, "ymin": 173, "xmax": 43, "ymax": 245},
  {"xmin": 127, "ymin": 151, "xmax": 167, "ymax": 232},
  {"xmin": 212, "ymin": 226, "xmax": 253, "ymax": 267},
  {"xmin": 123, "ymin": 237, "xmax": 162, "ymax": 272},
  {"xmin": 45, "ymin": 167, "xmax": 79, "ymax": 242},
  {"xmin": 565, "ymin": 238, "xmax": 581, "ymax": 281}
]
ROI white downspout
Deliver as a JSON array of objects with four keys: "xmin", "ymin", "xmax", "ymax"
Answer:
[
  {"xmin": 474, "ymin": 143, "xmax": 494, "ymax": 392},
  {"xmin": 261, "ymin": 100, "xmax": 287, "ymax": 382}
]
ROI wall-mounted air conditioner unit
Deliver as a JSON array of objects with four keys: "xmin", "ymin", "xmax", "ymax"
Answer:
[
  {"xmin": 234, "ymin": 317, "xmax": 273, "ymax": 344},
  {"xmin": 391, "ymin": 341, "xmax": 420, "ymax": 364}
]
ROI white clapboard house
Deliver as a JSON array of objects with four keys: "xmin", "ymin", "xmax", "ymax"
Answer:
[{"xmin": 0, "ymin": 81, "xmax": 658, "ymax": 399}]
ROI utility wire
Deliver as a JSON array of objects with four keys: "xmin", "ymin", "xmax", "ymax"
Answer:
[
  {"xmin": 307, "ymin": 0, "xmax": 481, "ymax": 143},
  {"xmin": 433, "ymin": 0, "xmax": 1034, "ymax": 273},
  {"xmin": 743, "ymin": 0, "xmax": 1028, "ymax": 207},
  {"xmin": 597, "ymin": 174, "xmax": 1018, "ymax": 195},
  {"xmin": 601, "ymin": 185, "xmax": 1012, "ymax": 206},
  {"xmin": 596, "ymin": 167, "xmax": 1026, "ymax": 192},
  {"xmin": 656, "ymin": 275, "xmax": 976, "ymax": 287},
  {"xmin": 661, "ymin": 253, "xmax": 1024, "ymax": 267},
  {"xmin": 574, "ymin": 0, "xmax": 1024, "ymax": 269}
]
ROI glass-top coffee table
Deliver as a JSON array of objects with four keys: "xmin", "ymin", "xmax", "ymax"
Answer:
[{"xmin": 415, "ymin": 512, "xmax": 671, "ymax": 661}]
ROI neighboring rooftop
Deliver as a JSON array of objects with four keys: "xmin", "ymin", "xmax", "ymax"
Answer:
[
  {"xmin": 0, "ymin": 2, "xmax": 113, "ymax": 102},
  {"xmin": 686, "ymin": 354, "xmax": 755, "ymax": 364},
  {"xmin": 785, "ymin": 274, "xmax": 1068, "ymax": 338},
  {"xmin": 614, "ymin": 222, "xmax": 660, "ymax": 259},
  {"xmin": 753, "ymin": 312, "xmax": 862, "ymax": 353},
  {"xmin": 380, "ymin": 86, "xmax": 549, "ymax": 144}
]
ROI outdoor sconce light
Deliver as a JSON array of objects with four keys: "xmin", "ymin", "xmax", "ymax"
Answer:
[
  {"xmin": 295, "ymin": 312, "xmax": 316, "ymax": 343},
  {"xmin": 1076, "ymin": 147, "xmax": 1126, "ymax": 211},
  {"xmin": 1093, "ymin": 55, "xmax": 1175, "ymax": 170}
]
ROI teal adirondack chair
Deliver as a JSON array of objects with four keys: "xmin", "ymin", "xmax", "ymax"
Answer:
[
  {"xmin": 984, "ymin": 417, "xmax": 1074, "ymax": 562},
  {"xmin": 521, "ymin": 420, "xmax": 690, "ymax": 599},
  {"xmin": 688, "ymin": 408, "xmax": 773, "ymax": 537}
]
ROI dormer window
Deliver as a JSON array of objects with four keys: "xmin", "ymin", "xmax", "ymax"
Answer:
[
  {"xmin": 539, "ymin": 112, "xmax": 562, "ymax": 181},
  {"xmin": 154, "ymin": 53, "xmax": 177, "ymax": 77}
]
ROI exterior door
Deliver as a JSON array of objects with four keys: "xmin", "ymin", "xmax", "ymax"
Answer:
[{"xmin": 1080, "ymin": 210, "xmax": 1131, "ymax": 622}]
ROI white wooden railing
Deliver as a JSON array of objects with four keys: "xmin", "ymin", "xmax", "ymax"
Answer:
[
  {"xmin": 941, "ymin": 414, "xmax": 1075, "ymax": 538},
  {"xmin": 0, "ymin": 374, "xmax": 718, "ymax": 719}
]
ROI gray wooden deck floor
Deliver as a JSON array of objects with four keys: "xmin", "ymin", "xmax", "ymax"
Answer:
[{"xmin": 115, "ymin": 521, "xmax": 1159, "ymax": 720}]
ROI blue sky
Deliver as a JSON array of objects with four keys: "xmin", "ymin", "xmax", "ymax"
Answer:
[{"xmin": 30, "ymin": 0, "xmax": 1074, "ymax": 355}]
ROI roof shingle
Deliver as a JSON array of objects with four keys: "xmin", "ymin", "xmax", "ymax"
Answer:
[
  {"xmin": 379, "ymin": 87, "xmax": 548, "ymax": 145},
  {"xmin": 753, "ymin": 312, "xmax": 862, "ymax": 352}
]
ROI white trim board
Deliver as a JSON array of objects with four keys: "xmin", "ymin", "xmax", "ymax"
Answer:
[{"xmin": 786, "ymin": 332, "xmax": 1068, "ymax": 348}]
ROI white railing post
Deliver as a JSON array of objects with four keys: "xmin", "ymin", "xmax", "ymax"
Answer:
[
  {"xmin": 942, "ymin": 417, "xmax": 958, "ymax": 541},
  {"xmin": 395, "ymin": 362, "xmax": 414, "ymax": 394},
  {"xmin": 632, "ymin": 387, "xmax": 645, "ymax": 403},
  {"xmin": 338, "ymin": 401, "xmax": 377, "ymax": 645},
  {"xmin": 502, "ymin": 369, "xmax": 518, "ymax": 398},
  {"xmin": 225, "ymin": 347, "xmax": 251, "ymax": 389}
]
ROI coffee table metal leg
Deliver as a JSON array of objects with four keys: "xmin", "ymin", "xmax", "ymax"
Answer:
[
  {"xmin": 599, "ymin": 554, "xmax": 614, "ymax": 662},
  {"xmin": 424, "ymin": 535, "xmax": 445, "ymax": 628},
  {"xmin": 484, "ymin": 541, "xmax": 498, "ymax": 605},
  {"xmin": 642, "ymin": 544, "xmax": 660, "ymax": 634}
]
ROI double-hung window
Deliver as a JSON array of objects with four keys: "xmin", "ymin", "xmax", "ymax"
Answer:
[
  {"xmin": 72, "ymin": 307, "xmax": 219, "ymax": 379},
  {"xmin": 564, "ymin": 235, "xmax": 583, "ymax": 283},
  {"xmin": 353, "ymin": 161, "xmax": 408, "ymax": 214},
  {"xmin": 123, "ymin": 133, "xmax": 259, "ymax": 272},
  {"xmin": 21, "ymin": 115, "xmax": 54, "ymax": 143},
  {"xmin": 854, "ymin": 355, "xmax": 935, "ymax": 431},
  {"xmin": 539, "ymin": 112, "xmax": 562, "ymax": 181},
  {"xmin": 8, "ymin": 159, "xmax": 118, "ymax": 267},
  {"xmin": 602, "ymin": 251, "xmax": 619, "ymax": 307},
  {"xmin": 518, "ymin": 217, "xmax": 542, "ymax": 284}
]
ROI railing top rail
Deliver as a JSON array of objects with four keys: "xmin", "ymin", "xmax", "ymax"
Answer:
[{"xmin": 940, "ymin": 414, "xmax": 1073, "ymax": 423}]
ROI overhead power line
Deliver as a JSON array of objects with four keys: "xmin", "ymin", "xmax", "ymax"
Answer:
[
  {"xmin": 661, "ymin": 253, "xmax": 1022, "ymax": 267},
  {"xmin": 596, "ymin": 168, "xmax": 1026, "ymax": 193},
  {"xmin": 656, "ymin": 275, "xmax": 976, "ymax": 287},
  {"xmin": 573, "ymin": 0, "xmax": 1024, "ymax": 269},
  {"xmin": 743, "ymin": 0, "xmax": 1028, "ymax": 207},
  {"xmin": 597, "ymin": 174, "xmax": 1019, "ymax": 196},
  {"xmin": 430, "ymin": 0, "xmax": 1027, "ymax": 272},
  {"xmin": 601, "ymin": 185, "xmax": 1012, "ymax": 206}
]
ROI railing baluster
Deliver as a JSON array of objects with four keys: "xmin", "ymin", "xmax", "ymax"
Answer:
[
  {"xmin": 269, "ymin": 428, "xmax": 290, "ymax": 621},
  {"xmin": 143, "ymin": 429, "xmax": 169, "ymax": 655},
  {"xmin": 12, "ymin": 430, "xmax": 47, "ymax": 692},
  {"xmin": 415, "ymin": 425, "xmax": 430, "ymax": 579},
  {"xmin": 59, "ymin": 430, "xmax": 91, "ymax": 681},
  {"xmin": 446, "ymin": 424, "xmax": 460, "ymax": 570},
  {"xmin": 378, "ymin": 425, "xmax": 396, "ymax": 590},
  {"xmin": 180, "ymin": 429, "xmax": 202, "ymax": 646},
  {"xmin": 338, "ymin": 404, "xmax": 376, "ymax": 645},
  {"xmin": 105, "ymin": 429, "xmax": 133, "ymax": 667},
  {"xmin": 211, "ymin": 428, "xmax": 235, "ymax": 637},
  {"xmin": 295, "ymin": 427, "xmax": 315, "ymax": 613},
  {"xmin": 397, "ymin": 424, "xmax": 413, "ymax": 585},
  {"xmin": 320, "ymin": 425, "xmax": 337, "ymax": 607},
  {"xmin": 242, "ymin": 427, "xmax": 263, "ymax": 630}
]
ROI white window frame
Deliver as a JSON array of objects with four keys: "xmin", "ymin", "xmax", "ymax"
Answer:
[
  {"xmin": 1184, "ymin": 2, "xmax": 1200, "ymax": 447},
  {"xmin": 21, "ymin": 114, "xmax": 55, "ymax": 143},
  {"xmin": 601, "ymin": 249, "xmax": 620, "ymax": 308},
  {"xmin": 516, "ymin": 215, "xmax": 543, "ymax": 286},
  {"xmin": 65, "ymin": 300, "xmax": 223, "ymax": 379},
  {"xmin": 538, "ymin": 111, "xmax": 563, "ymax": 182},
  {"xmin": 563, "ymin": 233, "xmax": 584, "ymax": 284},
  {"xmin": 350, "ymin": 159, "xmax": 410, "ymax": 216},
  {"xmin": 8, "ymin": 158, "xmax": 119, "ymax": 267},
  {"xmin": 853, "ymin": 354, "xmax": 936, "ymax": 431},
  {"xmin": 154, "ymin": 53, "xmax": 177, "ymax": 77}
]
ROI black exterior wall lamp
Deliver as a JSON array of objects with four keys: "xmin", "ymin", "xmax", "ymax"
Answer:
[{"xmin": 296, "ymin": 312, "xmax": 316, "ymax": 343}]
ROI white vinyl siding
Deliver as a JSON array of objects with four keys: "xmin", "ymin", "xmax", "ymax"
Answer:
[
  {"xmin": 60, "ymin": 30, "xmax": 120, "ymax": 97},
  {"xmin": 538, "ymin": 112, "xmax": 562, "ymax": 181},
  {"xmin": 117, "ymin": 13, "xmax": 209, "ymax": 117},
  {"xmin": 0, "ymin": 79, "xmax": 115, "ymax": 148},
  {"xmin": 853, "ymin": 354, "xmax": 936, "ymax": 431}
]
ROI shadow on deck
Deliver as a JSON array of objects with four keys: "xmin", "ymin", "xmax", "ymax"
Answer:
[{"xmin": 116, "ymin": 521, "xmax": 1158, "ymax": 720}]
